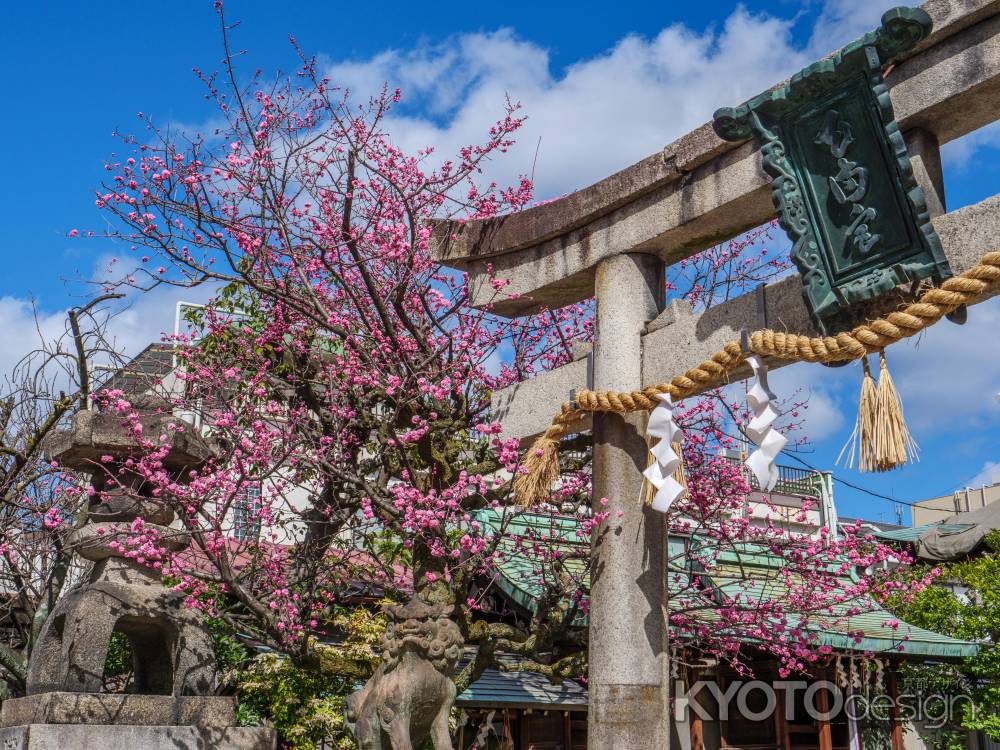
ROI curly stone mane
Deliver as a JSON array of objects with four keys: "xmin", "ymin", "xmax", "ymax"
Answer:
[{"xmin": 381, "ymin": 598, "xmax": 464, "ymax": 674}]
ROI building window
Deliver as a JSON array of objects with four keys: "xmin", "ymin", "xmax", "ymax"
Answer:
[{"xmin": 233, "ymin": 482, "xmax": 262, "ymax": 541}]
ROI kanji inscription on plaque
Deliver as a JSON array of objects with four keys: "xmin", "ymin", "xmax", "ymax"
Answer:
[{"xmin": 713, "ymin": 7, "xmax": 952, "ymax": 334}]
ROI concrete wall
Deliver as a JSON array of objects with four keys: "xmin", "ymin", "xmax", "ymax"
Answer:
[{"xmin": 912, "ymin": 482, "xmax": 1000, "ymax": 526}]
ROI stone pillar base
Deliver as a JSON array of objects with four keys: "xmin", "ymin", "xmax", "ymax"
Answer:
[
  {"xmin": 0, "ymin": 693, "xmax": 276, "ymax": 749},
  {"xmin": 0, "ymin": 724, "xmax": 276, "ymax": 750},
  {"xmin": 2, "ymin": 693, "xmax": 237, "ymax": 728}
]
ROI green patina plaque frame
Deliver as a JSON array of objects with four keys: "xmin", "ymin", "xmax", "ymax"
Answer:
[{"xmin": 712, "ymin": 7, "xmax": 952, "ymax": 335}]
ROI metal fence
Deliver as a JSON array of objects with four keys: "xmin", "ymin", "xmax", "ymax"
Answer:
[
  {"xmin": 718, "ymin": 455, "xmax": 824, "ymax": 499},
  {"xmin": 979, "ymin": 731, "xmax": 1000, "ymax": 750}
]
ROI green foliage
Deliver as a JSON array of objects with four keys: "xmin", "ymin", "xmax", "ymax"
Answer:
[
  {"xmin": 858, "ymin": 711, "xmax": 893, "ymax": 750},
  {"xmin": 226, "ymin": 606, "xmax": 387, "ymax": 750},
  {"xmin": 159, "ymin": 576, "xmax": 387, "ymax": 748},
  {"xmin": 887, "ymin": 531, "xmax": 1000, "ymax": 743},
  {"xmin": 234, "ymin": 653, "xmax": 352, "ymax": 749},
  {"xmin": 102, "ymin": 630, "xmax": 134, "ymax": 692},
  {"xmin": 207, "ymin": 617, "xmax": 252, "ymax": 674}
]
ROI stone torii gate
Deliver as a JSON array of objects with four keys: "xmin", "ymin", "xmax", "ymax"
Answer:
[{"xmin": 434, "ymin": 1, "xmax": 1000, "ymax": 747}]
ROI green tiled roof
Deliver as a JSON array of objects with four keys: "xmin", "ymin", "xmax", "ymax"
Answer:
[
  {"xmin": 474, "ymin": 510, "xmax": 590, "ymax": 618},
  {"xmin": 701, "ymin": 545, "xmax": 978, "ymax": 660},
  {"xmin": 875, "ymin": 522, "xmax": 977, "ymax": 544},
  {"xmin": 474, "ymin": 510, "xmax": 978, "ymax": 661},
  {"xmin": 457, "ymin": 655, "xmax": 587, "ymax": 711}
]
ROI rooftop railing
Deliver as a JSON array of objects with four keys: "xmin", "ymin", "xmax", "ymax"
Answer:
[{"xmin": 718, "ymin": 455, "xmax": 824, "ymax": 500}]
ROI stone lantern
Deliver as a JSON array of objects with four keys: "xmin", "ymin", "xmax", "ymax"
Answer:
[{"xmin": 0, "ymin": 403, "xmax": 276, "ymax": 749}]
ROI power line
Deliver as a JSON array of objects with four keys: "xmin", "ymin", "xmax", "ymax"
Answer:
[
  {"xmin": 776, "ymin": 447, "xmax": 973, "ymax": 518},
  {"xmin": 778, "ymin": 449, "xmax": 924, "ymax": 509},
  {"xmin": 710, "ymin": 392, "xmax": 959, "ymax": 517}
]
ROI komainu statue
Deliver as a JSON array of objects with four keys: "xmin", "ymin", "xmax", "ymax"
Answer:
[{"xmin": 344, "ymin": 596, "xmax": 463, "ymax": 750}]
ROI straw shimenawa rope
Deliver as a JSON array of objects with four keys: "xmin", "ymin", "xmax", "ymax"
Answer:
[{"xmin": 514, "ymin": 250, "xmax": 1000, "ymax": 507}]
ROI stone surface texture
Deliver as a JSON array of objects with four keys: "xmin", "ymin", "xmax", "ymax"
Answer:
[
  {"xmin": 28, "ymin": 408, "xmax": 215, "ymax": 698},
  {"xmin": 1, "ymin": 694, "xmax": 236, "ymax": 729},
  {"xmin": 588, "ymin": 253, "xmax": 669, "ymax": 750},
  {"xmin": 345, "ymin": 597, "xmax": 463, "ymax": 750},
  {"xmin": 4, "ymin": 407, "xmax": 274, "ymax": 749},
  {"xmin": 7, "ymin": 406, "xmax": 277, "ymax": 750},
  {"xmin": 428, "ymin": 0, "xmax": 1000, "ymax": 316},
  {"xmin": 905, "ymin": 128, "xmax": 947, "ymax": 219},
  {"xmin": 0, "ymin": 724, "xmax": 275, "ymax": 750},
  {"xmin": 8, "ymin": 408, "xmax": 277, "ymax": 750}
]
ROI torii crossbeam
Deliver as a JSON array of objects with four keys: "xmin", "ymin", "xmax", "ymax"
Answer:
[{"xmin": 432, "ymin": 2, "xmax": 1000, "ymax": 748}]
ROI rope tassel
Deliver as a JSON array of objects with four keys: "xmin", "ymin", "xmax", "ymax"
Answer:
[
  {"xmin": 837, "ymin": 356, "xmax": 878, "ymax": 472},
  {"xmin": 873, "ymin": 351, "xmax": 919, "ymax": 471},
  {"xmin": 837, "ymin": 352, "xmax": 918, "ymax": 473},
  {"xmin": 514, "ymin": 428, "xmax": 563, "ymax": 508},
  {"xmin": 512, "ymin": 250, "xmax": 998, "ymax": 504}
]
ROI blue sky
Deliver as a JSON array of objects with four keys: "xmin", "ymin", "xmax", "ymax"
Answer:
[{"xmin": 0, "ymin": 0, "xmax": 997, "ymax": 523}]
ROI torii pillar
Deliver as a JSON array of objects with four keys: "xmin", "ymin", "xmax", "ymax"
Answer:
[
  {"xmin": 432, "ymin": 4, "xmax": 1000, "ymax": 747},
  {"xmin": 434, "ymin": 226, "xmax": 674, "ymax": 748},
  {"xmin": 588, "ymin": 253, "xmax": 669, "ymax": 749}
]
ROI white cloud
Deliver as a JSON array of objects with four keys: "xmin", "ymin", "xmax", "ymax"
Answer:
[
  {"xmin": 0, "ymin": 282, "xmax": 215, "ymax": 390},
  {"xmin": 104, "ymin": 283, "xmax": 217, "ymax": 356},
  {"xmin": 883, "ymin": 295, "xmax": 1000, "ymax": 434},
  {"xmin": 0, "ymin": 297, "xmax": 75, "ymax": 385},
  {"xmin": 768, "ymin": 361, "xmax": 848, "ymax": 443},
  {"xmin": 960, "ymin": 460, "xmax": 1000, "ymax": 489},
  {"xmin": 327, "ymin": 10, "xmax": 811, "ymax": 202},
  {"xmin": 717, "ymin": 357, "xmax": 849, "ymax": 450},
  {"xmin": 942, "ymin": 120, "xmax": 1000, "ymax": 171},
  {"xmin": 323, "ymin": 0, "xmax": 1000, "ymax": 207},
  {"xmin": 807, "ymin": 0, "xmax": 899, "ymax": 56}
]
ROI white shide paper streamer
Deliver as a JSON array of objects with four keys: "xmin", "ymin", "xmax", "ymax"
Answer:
[
  {"xmin": 744, "ymin": 355, "xmax": 787, "ymax": 492},
  {"xmin": 643, "ymin": 393, "xmax": 686, "ymax": 513}
]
